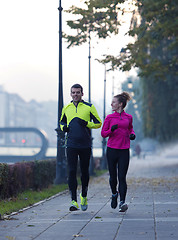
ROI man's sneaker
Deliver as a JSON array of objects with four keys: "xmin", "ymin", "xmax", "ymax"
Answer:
[
  {"xmin": 80, "ymin": 193, "xmax": 88, "ymax": 211},
  {"xmin": 111, "ymin": 192, "xmax": 118, "ymax": 209},
  {"xmin": 119, "ymin": 201, "xmax": 128, "ymax": 212},
  {"xmin": 69, "ymin": 200, "xmax": 79, "ymax": 211}
]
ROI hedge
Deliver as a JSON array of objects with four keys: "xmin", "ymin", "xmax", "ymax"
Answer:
[{"xmin": 0, "ymin": 159, "xmax": 56, "ymax": 200}]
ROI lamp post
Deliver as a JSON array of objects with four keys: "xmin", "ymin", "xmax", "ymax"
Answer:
[
  {"xmin": 112, "ymin": 76, "xmax": 115, "ymax": 98},
  {"xmin": 88, "ymin": 30, "xmax": 91, "ymax": 103},
  {"xmin": 101, "ymin": 64, "xmax": 107, "ymax": 169},
  {"xmin": 88, "ymin": 29, "xmax": 94, "ymax": 175},
  {"xmin": 55, "ymin": 0, "xmax": 66, "ymax": 184}
]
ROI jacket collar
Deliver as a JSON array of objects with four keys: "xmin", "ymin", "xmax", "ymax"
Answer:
[
  {"xmin": 71, "ymin": 100, "xmax": 84, "ymax": 107},
  {"xmin": 114, "ymin": 110, "xmax": 125, "ymax": 115}
]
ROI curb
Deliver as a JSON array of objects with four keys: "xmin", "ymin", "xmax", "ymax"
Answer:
[{"xmin": 1, "ymin": 189, "xmax": 69, "ymax": 220}]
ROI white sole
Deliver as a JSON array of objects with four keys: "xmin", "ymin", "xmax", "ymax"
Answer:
[{"xmin": 119, "ymin": 204, "xmax": 128, "ymax": 212}]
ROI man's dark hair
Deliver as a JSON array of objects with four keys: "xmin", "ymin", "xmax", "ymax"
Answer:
[{"xmin": 71, "ymin": 84, "xmax": 83, "ymax": 93}]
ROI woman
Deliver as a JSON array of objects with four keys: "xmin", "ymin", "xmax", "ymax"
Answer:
[{"xmin": 101, "ymin": 92, "xmax": 136, "ymax": 212}]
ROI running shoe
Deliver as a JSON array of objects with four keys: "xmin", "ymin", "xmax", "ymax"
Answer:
[
  {"xmin": 80, "ymin": 193, "xmax": 88, "ymax": 211},
  {"xmin": 119, "ymin": 201, "xmax": 128, "ymax": 212},
  {"xmin": 111, "ymin": 192, "xmax": 118, "ymax": 209},
  {"xmin": 69, "ymin": 200, "xmax": 79, "ymax": 211}
]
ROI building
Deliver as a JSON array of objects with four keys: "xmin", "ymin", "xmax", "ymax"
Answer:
[{"xmin": 0, "ymin": 86, "xmax": 57, "ymax": 147}]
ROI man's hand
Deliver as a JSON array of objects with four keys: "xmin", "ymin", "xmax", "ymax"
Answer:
[
  {"xmin": 129, "ymin": 134, "xmax": 136, "ymax": 140},
  {"xmin": 111, "ymin": 124, "xmax": 118, "ymax": 132},
  {"xmin": 63, "ymin": 125, "xmax": 70, "ymax": 133},
  {"xmin": 78, "ymin": 118, "xmax": 88, "ymax": 127},
  {"xmin": 55, "ymin": 127, "xmax": 60, "ymax": 133}
]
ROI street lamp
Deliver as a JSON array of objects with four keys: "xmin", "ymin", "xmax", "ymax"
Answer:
[
  {"xmin": 88, "ymin": 29, "xmax": 95, "ymax": 175},
  {"xmin": 55, "ymin": 0, "xmax": 66, "ymax": 184},
  {"xmin": 88, "ymin": 29, "xmax": 91, "ymax": 103},
  {"xmin": 101, "ymin": 64, "xmax": 107, "ymax": 169},
  {"xmin": 112, "ymin": 76, "xmax": 115, "ymax": 98},
  {"xmin": 128, "ymin": 82, "xmax": 133, "ymax": 89}
]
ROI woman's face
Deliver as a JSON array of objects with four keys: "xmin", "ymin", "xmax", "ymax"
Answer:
[{"xmin": 111, "ymin": 97, "xmax": 122, "ymax": 112}]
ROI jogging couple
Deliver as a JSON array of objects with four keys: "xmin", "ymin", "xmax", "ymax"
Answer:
[{"xmin": 60, "ymin": 84, "xmax": 136, "ymax": 212}]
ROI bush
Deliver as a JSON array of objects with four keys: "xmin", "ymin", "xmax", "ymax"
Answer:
[
  {"xmin": 0, "ymin": 159, "xmax": 56, "ymax": 200},
  {"xmin": 0, "ymin": 164, "xmax": 9, "ymax": 199},
  {"xmin": 33, "ymin": 160, "xmax": 56, "ymax": 190}
]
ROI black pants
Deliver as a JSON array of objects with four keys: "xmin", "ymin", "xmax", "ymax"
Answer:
[
  {"xmin": 66, "ymin": 147, "xmax": 91, "ymax": 201},
  {"xmin": 106, "ymin": 147, "xmax": 130, "ymax": 202}
]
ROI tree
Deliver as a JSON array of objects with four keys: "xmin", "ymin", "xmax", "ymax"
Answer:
[
  {"xmin": 106, "ymin": 0, "xmax": 178, "ymax": 78},
  {"xmin": 64, "ymin": 0, "xmax": 177, "ymax": 79},
  {"xmin": 127, "ymin": 0, "xmax": 178, "ymax": 142},
  {"xmin": 64, "ymin": 0, "xmax": 125, "ymax": 48},
  {"xmin": 91, "ymin": 0, "xmax": 178, "ymax": 142},
  {"xmin": 64, "ymin": 0, "xmax": 178, "ymax": 142},
  {"xmin": 122, "ymin": 76, "xmax": 144, "ymax": 143}
]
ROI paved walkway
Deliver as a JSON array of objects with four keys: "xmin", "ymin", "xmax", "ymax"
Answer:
[{"xmin": 0, "ymin": 146, "xmax": 178, "ymax": 240}]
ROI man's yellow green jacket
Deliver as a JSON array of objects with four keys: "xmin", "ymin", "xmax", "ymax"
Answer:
[{"xmin": 60, "ymin": 100, "xmax": 102, "ymax": 148}]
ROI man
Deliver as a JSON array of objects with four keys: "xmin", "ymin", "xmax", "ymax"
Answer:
[{"xmin": 60, "ymin": 83, "xmax": 102, "ymax": 211}]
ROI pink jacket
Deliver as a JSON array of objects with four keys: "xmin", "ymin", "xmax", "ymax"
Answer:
[{"xmin": 101, "ymin": 111, "xmax": 135, "ymax": 149}]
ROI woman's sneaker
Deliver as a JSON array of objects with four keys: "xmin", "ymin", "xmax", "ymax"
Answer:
[
  {"xmin": 80, "ymin": 193, "xmax": 88, "ymax": 211},
  {"xmin": 69, "ymin": 200, "xmax": 79, "ymax": 211},
  {"xmin": 119, "ymin": 201, "xmax": 128, "ymax": 212},
  {"xmin": 111, "ymin": 192, "xmax": 118, "ymax": 209}
]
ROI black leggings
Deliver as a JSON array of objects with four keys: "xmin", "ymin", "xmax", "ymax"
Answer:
[
  {"xmin": 106, "ymin": 147, "xmax": 130, "ymax": 202},
  {"xmin": 66, "ymin": 147, "xmax": 91, "ymax": 201}
]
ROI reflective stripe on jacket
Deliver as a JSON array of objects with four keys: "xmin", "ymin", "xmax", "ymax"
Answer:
[{"xmin": 60, "ymin": 100, "xmax": 102, "ymax": 148}]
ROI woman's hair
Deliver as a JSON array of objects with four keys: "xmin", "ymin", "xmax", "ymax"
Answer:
[{"xmin": 114, "ymin": 91, "xmax": 131, "ymax": 109}]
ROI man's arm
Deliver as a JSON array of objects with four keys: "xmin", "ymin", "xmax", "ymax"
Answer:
[
  {"xmin": 59, "ymin": 107, "xmax": 68, "ymax": 132},
  {"xmin": 87, "ymin": 104, "xmax": 102, "ymax": 129}
]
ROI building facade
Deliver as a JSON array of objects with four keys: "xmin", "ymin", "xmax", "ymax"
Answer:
[{"xmin": 0, "ymin": 86, "xmax": 57, "ymax": 147}]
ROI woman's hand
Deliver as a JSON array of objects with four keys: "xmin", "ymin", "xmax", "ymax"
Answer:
[
  {"xmin": 111, "ymin": 124, "xmax": 118, "ymax": 132},
  {"xmin": 129, "ymin": 134, "xmax": 136, "ymax": 140}
]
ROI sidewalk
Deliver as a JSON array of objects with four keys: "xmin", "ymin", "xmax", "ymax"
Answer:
[{"xmin": 0, "ymin": 150, "xmax": 178, "ymax": 240}]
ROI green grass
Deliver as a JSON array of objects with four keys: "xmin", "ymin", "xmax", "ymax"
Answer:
[
  {"xmin": 0, "ymin": 169, "xmax": 107, "ymax": 219},
  {"xmin": 94, "ymin": 169, "xmax": 107, "ymax": 177},
  {"xmin": 0, "ymin": 184, "xmax": 67, "ymax": 218}
]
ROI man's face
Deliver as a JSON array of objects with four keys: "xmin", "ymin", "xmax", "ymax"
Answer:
[{"xmin": 70, "ymin": 87, "xmax": 83, "ymax": 103}]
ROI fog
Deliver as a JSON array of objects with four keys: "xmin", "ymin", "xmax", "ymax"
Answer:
[{"xmin": 128, "ymin": 142, "xmax": 178, "ymax": 178}]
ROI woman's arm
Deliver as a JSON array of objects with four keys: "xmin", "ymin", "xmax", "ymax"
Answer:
[
  {"xmin": 128, "ymin": 115, "xmax": 135, "ymax": 135},
  {"xmin": 101, "ymin": 117, "xmax": 112, "ymax": 138}
]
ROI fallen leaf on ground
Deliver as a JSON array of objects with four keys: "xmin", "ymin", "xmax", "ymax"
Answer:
[
  {"xmin": 5, "ymin": 237, "xmax": 16, "ymax": 240},
  {"xmin": 73, "ymin": 234, "xmax": 84, "ymax": 237}
]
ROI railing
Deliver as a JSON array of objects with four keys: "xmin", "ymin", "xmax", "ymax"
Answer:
[{"xmin": 0, "ymin": 127, "xmax": 48, "ymax": 163}]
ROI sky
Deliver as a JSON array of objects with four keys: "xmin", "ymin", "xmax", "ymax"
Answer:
[{"xmin": 0, "ymin": 0, "xmax": 136, "ymax": 110}]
